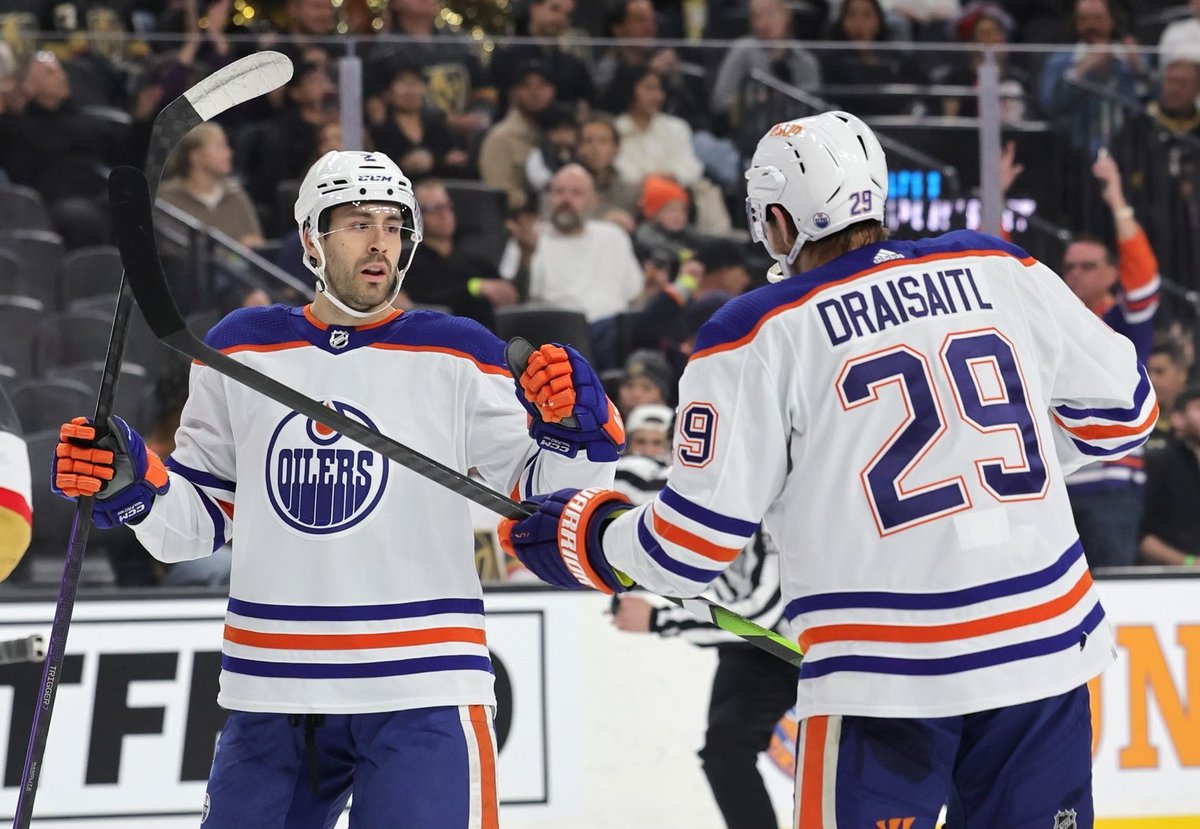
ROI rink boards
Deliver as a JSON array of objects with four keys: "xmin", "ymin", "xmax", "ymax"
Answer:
[{"xmin": 0, "ymin": 575, "xmax": 1195, "ymax": 828}]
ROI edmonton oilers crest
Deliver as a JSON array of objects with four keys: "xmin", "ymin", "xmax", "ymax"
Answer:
[{"xmin": 265, "ymin": 400, "xmax": 388, "ymax": 535}]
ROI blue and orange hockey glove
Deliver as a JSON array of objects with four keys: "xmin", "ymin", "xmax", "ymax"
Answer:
[
  {"xmin": 508, "ymin": 339, "xmax": 626, "ymax": 462},
  {"xmin": 51, "ymin": 416, "xmax": 169, "ymax": 529},
  {"xmin": 498, "ymin": 487, "xmax": 633, "ymax": 593}
]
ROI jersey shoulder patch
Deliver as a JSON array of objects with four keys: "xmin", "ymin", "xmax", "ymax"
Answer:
[{"xmin": 205, "ymin": 304, "xmax": 297, "ymax": 350}]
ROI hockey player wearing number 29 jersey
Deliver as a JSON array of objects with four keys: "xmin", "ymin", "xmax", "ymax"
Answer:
[
  {"xmin": 499, "ymin": 112, "xmax": 1156, "ymax": 828},
  {"xmin": 51, "ymin": 151, "xmax": 620, "ymax": 829}
]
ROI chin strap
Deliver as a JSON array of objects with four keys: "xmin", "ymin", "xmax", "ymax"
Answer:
[
  {"xmin": 302, "ymin": 230, "xmax": 415, "ymax": 319},
  {"xmin": 766, "ymin": 232, "xmax": 808, "ymax": 283}
]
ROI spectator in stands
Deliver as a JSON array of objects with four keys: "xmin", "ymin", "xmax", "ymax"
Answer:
[
  {"xmin": 623, "ymin": 403, "xmax": 674, "ymax": 463},
  {"xmin": 525, "ymin": 103, "xmax": 579, "ymax": 194},
  {"xmin": 633, "ymin": 175, "xmax": 702, "ymax": 279},
  {"xmin": 617, "ymin": 348, "xmax": 675, "ymax": 415},
  {"xmin": 479, "ymin": 59, "xmax": 556, "ymax": 210},
  {"xmin": 1110, "ymin": 59, "xmax": 1200, "ymax": 281},
  {"xmin": 820, "ymin": 0, "xmax": 926, "ymax": 116},
  {"xmin": 1139, "ymin": 387, "xmax": 1200, "ymax": 567},
  {"xmin": 577, "ymin": 113, "xmax": 641, "ymax": 228},
  {"xmin": 498, "ymin": 201, "xmax": 540, "ymax": 298},
  {"xmin": 159, "ymin": 123, "xmax": 265, "ymax": 249},
  {"xmin": 528, "ymin": 165, "xmax": 644, "ymax": 342},
  {"xmin": 368, "ymin": 60, "xmax": 471, "ymax": 181},
  {"xmin": 0, "ymin": 50, "xmax": 152, "ymax": 247},
  {"xmin": 611, "ymin": 65, "xmax": 705, "ymax": 189},
  {"xmin": 283, "ymin": 0, "xmax": 338, "ymax": 38},
  {"xmin": 934, "ymin": 2, "xmax": 1030, "ymax": 121},
  {"xmin": 1158, "ymin": 0, "xmax": 1200, "ymax": 67},
  {"xmin": 710, "ymin": 0, "xmax": 821, "ymax": 128},
  {"xmin": 594, "ymin": 0, "xmax": 660, "ymax": 93},
  {"xmin": 1038, "ymin": 0, "xmax": 1140, "ymax": 154},
  {"xmin": 490, "ymin": 0, "xmax": 594, "ymax": 116},
  {"xmin": 1058, "ymin": 150, "xmax": 1161, "ymax": 568},
  {"xmin": 371, "ymin": 0, "xmax": 496, "ymax": 145},
  {"xmin": 252, "ymin": 60, "xmax": 337, "ymax": 211},
  {"xmin": 1146, "ymin": 335, "xmax": 1191, "ymax": 451},
  {"xmin": 891, "ymin": 0, "xmax": 963, "ymax": 36},
  {"xmin": 406, "ymin": 179, "xmax": 519, "ymax": 328}
]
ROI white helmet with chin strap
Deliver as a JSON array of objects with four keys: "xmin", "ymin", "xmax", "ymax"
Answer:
[
  {"xmin": 294, "ymin": 150, "xmax": 423, "ymax": 319},
  {"xmin": 745, "ymin": 111, "xmax": 887, "ymax": 282}
]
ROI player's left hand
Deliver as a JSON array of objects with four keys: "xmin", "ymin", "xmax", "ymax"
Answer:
[
  {"xmin": 497, "ymin": 487, "xmax": 632, "ymax": 594},
  {"xmin": 508, "ymin": 339, "xmax": 625, "ymax": 462}
]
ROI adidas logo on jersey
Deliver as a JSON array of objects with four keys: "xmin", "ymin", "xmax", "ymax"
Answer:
[{"xmin": 873, "ymin": 248, "xmax": 906, "ymax": 264}]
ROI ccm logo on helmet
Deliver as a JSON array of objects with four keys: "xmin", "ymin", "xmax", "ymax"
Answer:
[{"xmin": 358, "ymin": 174, "xmax": 393, "ymax": 182}]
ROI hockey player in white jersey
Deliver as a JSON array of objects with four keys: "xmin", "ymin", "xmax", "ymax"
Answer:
[
  {"xmin": 50, "ymin": 150, "xmax": 622, "ymax": 828},
  {"xmin": 499, "ymin": 112, "xmax": 1156, "ymax": 827}
]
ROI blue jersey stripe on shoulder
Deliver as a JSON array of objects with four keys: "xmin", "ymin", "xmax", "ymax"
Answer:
[
  {"xmin": 205, "ymin": 305, "xmax": 299, "ymax": 350},
  {"xmin": 381, "ymin": 310, "xmax": 508, "ymax": 371},
  {"xmin": 694, "ymin": 231, "xmax": 1033, "ymax": 356}
]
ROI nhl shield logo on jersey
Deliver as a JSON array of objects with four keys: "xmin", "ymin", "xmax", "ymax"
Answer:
[
  {"xmin": 1053, "ymin": 809, "xmax": 1077, "ymax": 829},
  {"xmin": 265, "ymin": 400, "xmax": 388, "ymax": 535}
]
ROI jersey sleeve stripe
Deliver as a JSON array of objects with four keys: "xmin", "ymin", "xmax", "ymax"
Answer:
[
  {"xmin": 167, "ymin": 457, "xmax": 236, "ymax": 494},
  {"xmin": 224, "ymin": 624, "xmax": 487, "ymax": 650},
  {"xmin": 370, "ymin": 342, "xmax": 512, "ymax": 376},
  {"xmin": 1053, "ymin": 366, "xmax": 1152, "ymax": 423},
  {"xmin": 636, "ymin": 516, "xmax": 724, "ymax": 584},
  {"xmin": 798, "ymin": 569, "xmax": 1093, "ymax": 649},
  {"xmin": 0, "ymin": 486, "xmax": 32, "ymax": 524},
  {"xmin": 659, "ymin": 486, "xmax": 759, "ymax": 537},
  {"xmin": 227, "ymin": 596, "xmax": 486, "ymax": 621},
  {"xmin": 798, "ymin": 603, "xmax": 1105, "ymax": 679},
  {"xmin": 650, "ymin": 506, "xmax": 743, "ymax": 563},
  {"xmin": 1069, "ymin": 433, "xmax": 1152, "ymax": 458},
  {"xmin": 222, "ymin": 653, "xmax": 493, "ymax": 680},
  {"xmin": 787, "ymin": 539, "xmax": 1084, "ymax": 616},
  {"xmin": 692, "ymin": 248, "xmax": 1036, "ymax": 361},
  {"xmin": 1052, "ymin": 405, "xmax": 1158, "ymax": 440},
  {"xmin": 179, "ymin": 476, "xmax": 230, "ymax": 553}
]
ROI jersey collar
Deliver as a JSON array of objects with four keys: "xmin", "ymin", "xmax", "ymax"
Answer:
[{"xmin": 291, "ymin": 304, "xmax": 404, "ymax": 354}]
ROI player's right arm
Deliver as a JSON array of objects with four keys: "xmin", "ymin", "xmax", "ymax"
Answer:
[{"xmin": 1022, "ymin": 258, "xmax": 1158, "ymax": 475}]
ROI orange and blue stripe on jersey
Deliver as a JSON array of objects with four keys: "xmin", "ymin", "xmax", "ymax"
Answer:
[
  {"xmin": 165, "ymin": 457, "xmax": 233, "ymax": 552},
  {"xmin": 691, "ymin": 230, "xmax": 1035, "ymax": 361},
  {"xmin": 787, "ymin": 540, "xmax": 1103, "ymax": 679},
  {"xmin": 634, "ymin": 485, "xmax": 758, "ymax": 585},
  {"xmin": 221, "ymin": 596, "xmax": 493, "ymax": 680},
  {"xmin": 203, "ymin": 304, "xmax": 512, "ymax": 376},
  {"xmin": 1053, "ymin": 364, "xmax": 1158, "ymax": 459}
]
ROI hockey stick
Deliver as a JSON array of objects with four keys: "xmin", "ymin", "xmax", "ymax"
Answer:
[
  {"xmin": 12, "ymin": 52, "xmax": 293, "ymax": 829},
  {"xmin": 0, "ymin": 636, "xmax": 45, "ymax": 667},
  {"xmin": 108, "ymin": 164, "xmax": 803, "ymax": 670}
]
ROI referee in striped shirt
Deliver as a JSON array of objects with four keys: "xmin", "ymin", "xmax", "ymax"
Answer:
[{"xmin": 612, "ymin": 404, "xmax": 797, "ymax": 829}]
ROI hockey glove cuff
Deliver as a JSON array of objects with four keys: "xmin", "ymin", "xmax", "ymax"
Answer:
[
  {"xmin": 52, "ymin": 416, "xmax": 169, "ymax": 529},
  {"xmin": 508, "ymin": 339, "xmax": 626, "ymax": 463},
  {"xmin": 497, "ymin": 487, "xmax": 632, "ymax": 594}
]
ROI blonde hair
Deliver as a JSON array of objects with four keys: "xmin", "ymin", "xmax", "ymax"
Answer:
[{"xmin": 167, "ymin": 122, "xmax": 225, "ymax": 179}]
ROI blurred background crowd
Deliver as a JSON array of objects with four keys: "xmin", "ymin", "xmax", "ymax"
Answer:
[{"xmin": 1, "ymin": 0, "xmax": 1200, "ymax": 587}]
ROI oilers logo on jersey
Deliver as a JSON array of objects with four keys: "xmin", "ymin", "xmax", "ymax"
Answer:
[{"xmin": 265, "ymin": 400, "xmax": 387, "ymax": 535}]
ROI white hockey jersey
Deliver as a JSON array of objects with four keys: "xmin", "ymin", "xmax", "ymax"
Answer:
[
  {"xmin": 604, "ymin": 231, "xmax": 1157, "ymax": 719},
  {"xmin": 132, "ymin": 305, "xmax": 613, "ymax": 714}
]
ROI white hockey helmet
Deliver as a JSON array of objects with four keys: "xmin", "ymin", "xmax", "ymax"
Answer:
[
  {"xmin": 294, "ymin": 150, "xmax": 423, "ymax": 318},
  {"xmin": 745, "ymin": 111, "xmax": 887, "ymax": 281}
]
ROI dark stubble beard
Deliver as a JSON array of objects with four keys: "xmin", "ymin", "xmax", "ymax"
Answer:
[{"xmin": 327, "ymin": 257, "xmax": 398, "ymax": 312}]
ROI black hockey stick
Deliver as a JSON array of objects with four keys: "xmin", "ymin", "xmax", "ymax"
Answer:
[
  {"xmin": 12, "ymin": 52, "xmax": 293, "ymax": 829},
  {"xmin": 108, "ymin": 165, "xmax": 803, "ymax": 670}
]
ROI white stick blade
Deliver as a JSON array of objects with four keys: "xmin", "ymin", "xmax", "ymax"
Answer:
[{"xmin": 185, "ymin": 50, "xmax": 294, "ymax": 121}]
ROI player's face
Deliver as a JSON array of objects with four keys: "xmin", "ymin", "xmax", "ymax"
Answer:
[
  {"xmin": 1062, "ymin": 241, "xmax": 1117, "ymax": 308},
  {"xmin": 313, "ymin": 203, "xmax": 411, "ymax": 311}
]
